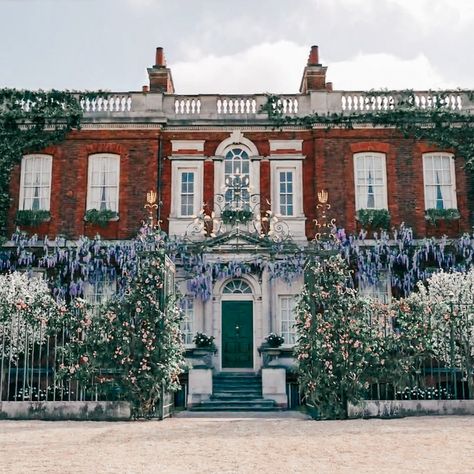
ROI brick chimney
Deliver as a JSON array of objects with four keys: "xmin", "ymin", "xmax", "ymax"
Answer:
[
  {"xmin": 147, "ymin": 47, "xmax": 175, "ymax": 93},
  {"xmin": 299, "ymin": 45, "xmax": 330, "ymax": 93}
]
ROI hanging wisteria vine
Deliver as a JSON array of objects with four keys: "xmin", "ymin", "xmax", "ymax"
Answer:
[{"xmin": 1, "ymin": 223, "xmax": 474, "ymax": 303}]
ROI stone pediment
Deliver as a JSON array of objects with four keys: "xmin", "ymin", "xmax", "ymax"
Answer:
[{"xmin": 198, "ymin": 228, "xmax": 276, "ymax": 252}]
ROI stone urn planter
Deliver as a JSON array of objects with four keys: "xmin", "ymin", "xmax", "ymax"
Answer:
[{"xmin": 185, "ymin": 346, "xmax": 217, "ymax": 369}]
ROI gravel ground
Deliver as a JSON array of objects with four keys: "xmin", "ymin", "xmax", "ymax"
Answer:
[{"xmin": 0, "ymin": 414, "xmax": 473, "ymax": 473}]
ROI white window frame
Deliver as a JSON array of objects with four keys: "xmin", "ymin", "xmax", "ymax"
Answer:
[
  {"xmin": 213, "ymin": 134, "xmax": 261, "ymax": 218},
  {"xmin": 180, "ymin": 297, "xmax": 195, "ymax": 346},
  {"xmin": 83, "ymin": 275, "xmax": 116, "ymax": 315},
  {"xmin": 179, "ymin": 169, "xmax": 198, "ymax": 217},
  {"xmin": 86, "ymin": 153, "xmax": 120, "ymax": 212},
  {"xmin": 422, "ymin": 153, "xmax": 457, "ymax": 210},
  {"xmin": 19, "ymin": 154, "xmax": 52, "ymax": 211},
  {"xmin": 279, "ymin": 295, "xmax": 297, "ymax": 346},
  {"xmin": 353, "ymin": 152, "xmax": 388, "ymax": 210},
  {"xmin": 358, "ymin": 271, "xmax": 391, "ymax": 305},
  {"xmin": 271, "ymin": 161, "xmax": 303, "ymax": 217},
  {"xmin": 278, "ymin": 169, "xmax": 295, "ymax": 216},
  {"xmin": 170, "ymin": 161, "xmax": 203, "ymax": 218}
]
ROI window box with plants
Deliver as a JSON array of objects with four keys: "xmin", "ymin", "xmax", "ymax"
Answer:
[
  {"xmin": 425, "ymin": 208, "xmax": 460, "ymax": 225},
  {"xmin": 221, "ymin": 208, "xmax": 253, "ymax": 225},
  {"xmin": 84, "ymin": 209, "xmax": 119, "ymax": 227},
  {"xmin": 425, "ymin": 208, "xmax": 460, "ymax": 237},
  {"xmin": 16, "ymin": 209, "xmax": 51, "ymax": 227},
  {"xmin": 356, "ymin": 208, "xmax": 391, "ymax": 231}
]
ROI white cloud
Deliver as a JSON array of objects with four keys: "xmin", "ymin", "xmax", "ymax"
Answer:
[
  {"xmin": 328, "ymin": 53, "xmax": 458, "ymax": 90},
  {"xmin": 171, "ymin": 42, "xmax": 462, "ymax": 94},
  {"xmin": 172, "ymin": 41, "xmax": 308, "ymax": 94}
]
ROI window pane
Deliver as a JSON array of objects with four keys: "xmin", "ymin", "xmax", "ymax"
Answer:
[
  {"xmin": 20, "ymin": 155, "xmax": 52, "ymax": 211},
  {"xmin": 87, "ymin": 154, "xmax": 120, "ymax": 212},
  {"xmin": 279, "ymin": 296, "xmax": 296, "ymax": 345},
  {"xmin": 354, "ymin": 153, "xmax": 386, "ymax": 210},
  {"xmin": 423, "ymin": 154, "xmax": 455, "ymax": 210}
]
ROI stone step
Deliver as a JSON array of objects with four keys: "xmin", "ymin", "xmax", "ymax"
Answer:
[
  {"xmin": 213, "ymin": 388, "xmax": 262, "ymax": 394},
  {"xmin": 196, "ymin": 399, "xmax": 275, "ymax": 407},
  {"xmin": 211, "ymin": 393, "xmax": 263, "ymax": 400},
  {"xmin": 213, "ymin": 379, "xmax": 260, "ymax": 384},
  {"xmin": 213, "ymin": 383, "xmax": 261, "ymax": 390},
  {"xmin": 190, "ymin": 405, "xmax": 280, "ymax": 412}
]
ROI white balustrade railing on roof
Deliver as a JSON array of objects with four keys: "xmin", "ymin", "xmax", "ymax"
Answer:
[
  {"xmin": 174, "ymin": 97, "xmax": 201, "ymax": 114},
  {"xmin": 341, "ymin": 92, "xmax": 464, "ymax": 112},
  {"xmin": 74, "ymin": 91, "xmax": 471, "ymax": 118},
  {"xmin": 80, "ymin": 95, "xmax": 132, "ymax": 112}
]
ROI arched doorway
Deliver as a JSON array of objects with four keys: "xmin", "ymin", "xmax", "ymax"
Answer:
[{"xmin": 221, "ymin": 279, "xmax": 253, "ymax": 369}]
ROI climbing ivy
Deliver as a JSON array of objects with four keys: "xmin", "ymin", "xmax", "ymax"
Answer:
[
  {"xmin": 263, "ymin": 90, "xmax": 474, "ymax": 229},
  {"xmin": 263, "ymin": 90, "xmax": 474, "ymax": 168},
  {"xmin": 0, "ymin": 89, "xmax": 100, "ymax": 238}
]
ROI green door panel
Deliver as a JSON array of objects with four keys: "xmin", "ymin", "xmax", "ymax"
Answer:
[{"xmin": 222, "ymin": 300, "xmax": 253, "ymax": 369}]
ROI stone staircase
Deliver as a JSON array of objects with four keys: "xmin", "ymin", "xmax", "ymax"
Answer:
[{"xmin": 189, "ymin": 372, "xmax": 279, "ymax": 412}]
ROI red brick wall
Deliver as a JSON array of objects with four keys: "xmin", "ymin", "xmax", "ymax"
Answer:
[{"xmin": 8, "ymin": 128, "xmax": 472, "ymax": 240}]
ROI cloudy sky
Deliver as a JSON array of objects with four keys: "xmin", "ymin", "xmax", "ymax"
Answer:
[{"xmin": 0, "ymin": 0, "xmax": 472, "ymax": 93}]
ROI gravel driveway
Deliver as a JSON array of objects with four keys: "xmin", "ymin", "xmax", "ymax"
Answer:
[{"xmin": 0, "ymin": 413, "xmax": 473, "ymax": 473}]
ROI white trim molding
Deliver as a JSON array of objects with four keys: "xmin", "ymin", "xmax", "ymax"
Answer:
[
  {"xmin": 169, "ymin": 160, "xmax": 204, "ymax": 236},
  {"xmin": 270, "ymin": 160, "xmax": 306, "ymax": 240}
]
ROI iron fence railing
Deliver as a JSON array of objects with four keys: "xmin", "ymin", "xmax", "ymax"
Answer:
[
  {"xmin": 0, "ymin": 320, "xmax": 175, "ymax": 419},
  {"xmin": 0, "ymin": 321, "xmax": 116, "ymax": 403}
]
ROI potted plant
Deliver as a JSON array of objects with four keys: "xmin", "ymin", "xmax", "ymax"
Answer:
[
  {"xmin": 193, "ymin": 332, "xmax": 216, "ymax": 350},
  {"xmin": 265, "ymin": 333, "xmax": 285, "ymax": 348},
  {"xmin": 221, "ymin": 208, "xmax": 253, "ymax": 225}
]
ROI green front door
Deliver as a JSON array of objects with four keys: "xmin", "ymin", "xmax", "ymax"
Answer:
[{"xmin": 222, "ymin": 300, "xmax": 253, "ymax": 369}]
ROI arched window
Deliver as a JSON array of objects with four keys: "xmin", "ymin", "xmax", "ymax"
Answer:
[
  {"xmin": 224, "ymin": 148, "xmax": 250, "ymax": 209},
  {"xmin": 223, "ymin": 279, "xmax": 252, "ymax": 294}
]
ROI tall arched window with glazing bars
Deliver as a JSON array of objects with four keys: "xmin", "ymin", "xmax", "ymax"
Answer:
[{"xmin": 224, "ymin": 148, "xmax": 250, "ymax": 209}]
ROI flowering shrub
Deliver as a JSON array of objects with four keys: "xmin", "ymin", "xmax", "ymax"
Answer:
[
  {"xmin": 0, "ymin": 272, "xmax": 58, "ymax": 360},
  {"xmin": 294, "ymin": 256, "xmax": 430, "ymax": 419},
  {"xmin": 295, "ymin": 256, "xmax": 383, "ymax": 419},
  {"xmin": 398, "ymin": 269, "xmax": 474, "ymax": 399},
  {"xmin": 265, "ymin": 333, "xmax": 284, "ymax": 348},
  {"xmin": 193, "ymin": 332, "xmax": 215, "ymax": 349},
  {"xmin": 57, "ymin": 230, "xmax": 185, "ymax": 418}
]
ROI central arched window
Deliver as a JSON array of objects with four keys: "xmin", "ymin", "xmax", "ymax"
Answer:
[
  {"xmin": 223, "ymin": 279, "xmax": 252, "ymax": 294},
  {"xmin": 224, "ymin": 148, "xmax": 250, "ymax": 208}
]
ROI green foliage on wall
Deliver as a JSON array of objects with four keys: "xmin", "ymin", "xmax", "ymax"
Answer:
[{"xmin": 0, "ymin": 89, "xmax": 101, "ymax": 237}]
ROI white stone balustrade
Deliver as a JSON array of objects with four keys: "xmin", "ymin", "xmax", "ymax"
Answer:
[
  {"xmin": 341, "ymin": 92, "xmax": 465, "ymax": 112},
  {"xmin": 73, "ymin": 90, "xmax": 472, "ymax": 120},
  {"xmin": 80, "ymin": 95, "xmax": 132, "ymax": 112}
]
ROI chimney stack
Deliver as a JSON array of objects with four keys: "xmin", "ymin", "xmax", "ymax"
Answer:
[
  {"xmin": 299, "ymin": 45, "xmax": 330, "ymax": 93},
  {"xmin": 155, "ymin": 47, "xmax": 165, "ymax": 67},
  {"xmin": 308, "ymin": 45, "xmax": 320, "ymax": 66},
  {"xmin": 147, "ymin": 47, "xmax": 175, "ymax": 93}
]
